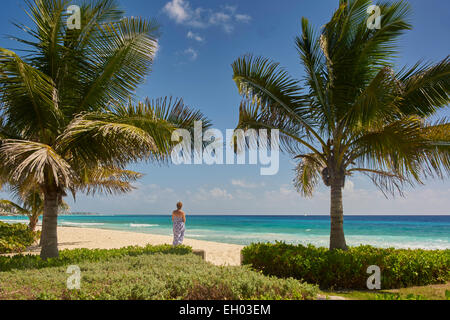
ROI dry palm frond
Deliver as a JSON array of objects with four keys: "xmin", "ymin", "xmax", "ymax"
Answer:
[{"xmin": 0, "ymin": 139, "xmax": 75, "ymax": 188}]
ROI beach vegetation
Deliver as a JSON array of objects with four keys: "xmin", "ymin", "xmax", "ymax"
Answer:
[
  {"xmin": 0, "ymin": 252, "xmax": 318, "ymax": 300},
  {"xmin": 241, "ymin": 242, "xmax": 450, "ymax": 289},
  {"xmin": 232, "ymin": 0, "xmax": 450, "ymax": 250},
  {"xmin": 0, "ymin": 244, "xmax": 192, "ymax": 272},
  {"xmin": 0, "ymin": 222, "xmax": 40, "ymax": 254}
]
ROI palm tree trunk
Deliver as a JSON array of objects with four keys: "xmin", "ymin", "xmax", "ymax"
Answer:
[
  {"xmin": 28, "ymin": 214, "xmax": 39, "ymax": 232},
  {"xmin": 329, "ymin": 178, "xmax": 348, "ymax": 250},
  {"xmin": 40, "ymin": 188, "xmax": 59, "ymax": 259}
]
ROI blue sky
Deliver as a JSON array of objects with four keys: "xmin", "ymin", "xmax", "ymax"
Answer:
[{"xmin": 0, "ymin": 0, "xmax": 449, "ymax": 215}]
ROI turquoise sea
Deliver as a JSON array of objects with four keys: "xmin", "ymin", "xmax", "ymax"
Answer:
[{"xmin": 1, "ymin": 215, "xmax": 449, "ymax": 249}]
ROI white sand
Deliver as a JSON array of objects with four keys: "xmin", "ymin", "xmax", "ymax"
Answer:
[{"xmin": 24, "ymin": 227, "xmax": 244, "ymax": 266}]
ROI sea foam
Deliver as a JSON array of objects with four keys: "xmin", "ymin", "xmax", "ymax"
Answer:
[{"xmin": 129, "ymin": 223, "xmax": 159, "ymax": 228}]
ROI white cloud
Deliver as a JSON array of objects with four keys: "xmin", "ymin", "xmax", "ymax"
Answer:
[
  {"xmin": 235, "ymin": 14, "xmax": 252, "ymax": 23},
  {"xmin": 183, "ymin": 47, "xmax": 198, "ymax": 60},
  {"xmin": 234, "ymin": 190, "xmax": 255, "ymax": 201},
  {"xmin": 162, "ymin": 0, "xmax": 251, "ymax": 33},
  {"xmin": 344, "ymin": 180, "xmax": 354, "ymax": 193},
  {"xmin": 187, "ymin": 31, "xmax": 204, "ymax": 42},
  {"xmin": 193, "ymin": 187, "xmax": 233, "ymax": 201},
  {"xmin": 209, "ymin": 12, "xmax": 231, "ymax": 24},
  {"xmin": 126, "ymin": 183, "xmax": 176, "ymax": 204},
  {"xmin": 264, "ymin": 185, "xmax": 304, "ymax": 204},
  {"xmin": 231, "ymin": 179, "xmax": 264, "ymax": 189},
  {"xmin": 162, "ymin": 0, "xmax": 191, "ymax": 24},
  {"xmin": 153, "ymin": 42, "xmax": 161, "ymax": 60},
  {"xmin": 209, "ymin": 11, "xmax": 232, "ymax": 32},
  {"xmin": 223, "ymin": 5, "xmax": 237, "ymax": 13},
  {"xmin": 210, "ymin": 188, "xmax": 234, "ymax": 200}
]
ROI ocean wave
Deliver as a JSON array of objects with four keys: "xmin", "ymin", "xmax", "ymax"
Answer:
[
  {"xmin": 61, "ymin": 222, "xmax": 105, "ymax": 227},
  {"xmin": 129, "ymin": 223, "xmax": 159, "ymax": 228},
  {"xmin": 345, "ymin": 236, "xmax": 450, "ymax": 250},
  {"xmin": 0, "ymin": 219, "xmax": 28, "ymax": 224}
]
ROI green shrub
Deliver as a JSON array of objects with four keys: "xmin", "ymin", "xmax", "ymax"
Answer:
[
  {"xmin": 0, "ymin": 254, "xmax": 319, "ymax": 300},
  {"xmin": 0, "ymin": 244, "xmax": 192, "ymax": 272},
  {"xmin": 241, "ymin": 242, "xmax": 450, "ymax": 290},
  {"xmin": 0, "ymin": 222, "xmax": 40, "ymax": 254}
]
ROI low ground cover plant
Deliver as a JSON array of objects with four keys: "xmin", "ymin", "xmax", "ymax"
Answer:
[
  {"xmin": 0, "ymin": 253, "xmax": 318, "ymax": 300},
  {"xmin": 0, "ymin": 244, "xmax": 192, "ymax": 272}
]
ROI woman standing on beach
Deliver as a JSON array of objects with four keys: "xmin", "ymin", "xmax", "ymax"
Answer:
[{"xmin": 172, "ymin": 202, "xmax": 186, "ymax": 246}]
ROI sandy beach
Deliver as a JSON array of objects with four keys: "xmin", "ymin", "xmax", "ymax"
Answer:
[{"xmin": 23, "ymin": 227, "xmax": 244, "ymax": 266}]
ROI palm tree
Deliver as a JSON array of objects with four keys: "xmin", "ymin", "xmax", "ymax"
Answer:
[
  {"xmin": 0, "ymin": 186, "xmax": 61, "ymax": 231},
  {"xmin": 0, "ymin": 167, "xmax": 140, "ymax": 232},
  {"xmin": 232, "ymin": 0, "xmax": 450, "ymax": 250},
  {"xmin": 0, "ymin": 0, "xmax": 210, "ymax": 259},
  {"xmin": 0, "ymin": 190, "xmax": 70, "ymax": 232}
]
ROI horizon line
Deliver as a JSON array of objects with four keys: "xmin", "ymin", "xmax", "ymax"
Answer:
[{"xmin": 5, "ymin": 213, "xmax": 448, "ymax": 217}]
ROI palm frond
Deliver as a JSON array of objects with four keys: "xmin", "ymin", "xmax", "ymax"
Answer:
[
  {"xmin": 77, "ymin": 16, "xmax": 160, "ymax": 112},
  {"xmin": 0, "ymin": 139, "xmax": 74, "ymax": 187},
  {"xmin": 395, "ymin": 56, "xmax": 450, "ymax": 117},
  {"xmin": 232, "ymin": 55, "xmax": 328, "ymax": 146},
  {"xmin": 349, "ymin": 116, "xmax": 428, "ymax": 183},
  {"xmin": 114, "ymin": 97, "xmax": 212, "ymax": 136},
  {"xmin": 343, "ymin": 66, "xmax": 400, "ymax": 128},
  {"xmin": 55, "ymin": 114, "xmax": 160, "ymax": 168},
  {"xmin": 347, "ymin": 168, "xmax": 409, "ymax": 197},
  {"xmin": 296, "ymin": 18, "xmax": 331, "ymax": 132},
  {"xmin": 0, "ymin": 48, "xmax": 61, "ymax": 138},
  {"xmin": 59, "ymin": 199, "xmax": 70, "ymax": 213},
  {"xmin": 237, "ymin": 100, "xmax": 325, "ymax": 158},
  {"xmin": 56, "ymin": 97, "xmax": 210, "ymax": 168},
  {"xmin": 322, "ymin": 0, "xmax": 412, "ymax": 118},
  {"xmin": 418, "ymin": 119, "xmax": 450, "ymax": 179},
  {"xmin": 293, "ymin": 153, "xmax": 326, "ymax": 197},
  {"xmin": 77, "ymin": 166, "xmax": 142, "ymax": 196},
  {"xmin": 0, "ymin": 199, "xmax": 29, "ymax": 215}
]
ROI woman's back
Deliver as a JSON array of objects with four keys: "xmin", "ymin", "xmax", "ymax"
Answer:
[
  {"xmin": 173, "ymin": 214, "xmax": 184, "ymax": 222},
  {"xmin": 172, "ymin": 210, "xmax": 186, "ymax": 222},
  {"xmin": 172, "ymin": 203, "xmax": 186, "ymax": 246}
]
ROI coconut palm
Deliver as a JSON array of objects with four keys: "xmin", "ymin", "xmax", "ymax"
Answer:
[
  {"xmin": 0, "ymin": 165, "xmax": 142, "ymax": 234},
  {"xmin": 232, "ymin": 0, "xmax": 450, "ymax": 250},
  {"xmin": 0, "ymin": 0, "xmax": 210, "ymax": 259},
  {"xmin": 0, "ymin": 185, "xmax": 69, "ymax": 231}
]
